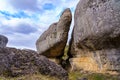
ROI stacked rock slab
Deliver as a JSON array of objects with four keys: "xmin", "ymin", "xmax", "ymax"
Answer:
[
  {"xmin": 69, "ymin": 0, "xmax": 120, "ymax": 74},
  {"xmin": 36, "ymin": 8, "xmax": 72, "ymax": 63},
  {"xmin": 0, "ymin": 47, "xmax": 68, "ymax": 80},
  {"xmin": 0, "ymin": 35, "xmax": 8, "ymax": 48}
]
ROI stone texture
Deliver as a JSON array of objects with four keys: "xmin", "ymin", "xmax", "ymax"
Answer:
[
  {"xmin": 0, "ymin": 35, "xmax": 8, "ymax": 48},
  {"xmin": 69, "ymin": 0, "xmax": 120, "ymax": 74},
  {"xmin": 36, "ymin": 8, "xmax": 72, "ymax": 58},
  {"xmin": 0, "ymin": 47, "xmax": 68, "ymax": 80}
]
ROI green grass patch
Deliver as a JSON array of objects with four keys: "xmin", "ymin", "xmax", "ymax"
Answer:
[
  {"xmin": 86, "ymin": 73, "xmax": 119, "ymax": 80},
  {"xmin": 62, "ymin": 45, "xmax": 69, "ymax": 60},
  {"xmin": 69, "ymin": 71, "xmax": 119, "ymax": 80},
  {"xmin": 69, "ymin": 71, "xmax": 83, "ymax": 80}
]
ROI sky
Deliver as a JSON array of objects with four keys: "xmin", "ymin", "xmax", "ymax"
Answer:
[{"xmin": 0, "ymin": 0, "xmax": 79, "ymax": 50}]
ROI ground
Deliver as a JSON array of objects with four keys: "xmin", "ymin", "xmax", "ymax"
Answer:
[{"xmin": 0, "ymin": 71, "xmax": 119, "ymax": 80}]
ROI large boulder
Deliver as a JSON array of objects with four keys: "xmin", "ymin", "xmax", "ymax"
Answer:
[
  {"xmin": 0, "ymin": 35, "xmax": 8, "ymax": 47},
  {"xmin": 69, "ymin": 0, "xmax": 120, "ymax": 74},
  {"xmin": 0, "ymin": 47, "xmax": 68, "ymax": 80},
  {"xmin": 36, "ymin": 8, "xmax": 72, "ymax": 58}
]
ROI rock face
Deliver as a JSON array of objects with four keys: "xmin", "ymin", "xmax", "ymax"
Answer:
[
  {"xmin": 0, "ymin": 47, "xmax": 68, "ymax": 80},
  {"xmin": 70, "ymin": 0, "xmax": 120, "ymax": 74},
  {"xmin": 36, "ymin": 8, "xmax": 72, "ymax": 58},
  {"xmin": 0, "ymin": 35, "xmax": 8, "ymax": 48}
]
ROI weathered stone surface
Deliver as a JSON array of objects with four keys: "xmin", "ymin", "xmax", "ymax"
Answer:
[
  {"xmin": 36, "ymin": 8, "xmax": 72, "ymax": 58},
  {"xmin": 0, "ymin": 47, "xmax": 68, "ymax": 80},
  {"xmin": 0, "ymin": 48, "xmax": 12, "ymax": 76},
  {"xmin": 0, "ymin": 35, "xmax": 8, "ymax": 48},
  {"xmin": 70, "ymin": 0, "xmax": 120, "ymax": 74}
]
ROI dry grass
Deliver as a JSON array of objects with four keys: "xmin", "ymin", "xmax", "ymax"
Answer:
[
  {"xmin": 0, "ymin": 72, "xmax": 119, "ymax": 80},
  {"xmin": 0, "ymin": 74, "xmax": 58, "ymax": 80}
]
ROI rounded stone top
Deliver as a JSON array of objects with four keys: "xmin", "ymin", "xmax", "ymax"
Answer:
[{"xmin": 0, "ymin": 35, "xmax": 8, "ymax": 48}]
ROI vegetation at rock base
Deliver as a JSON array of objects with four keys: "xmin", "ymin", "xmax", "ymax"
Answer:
[
  {"xmin": 0, "ymin": 74, "xmax": 58, "ymax": 80},
  {"xmin": 0, "ymin": 72, "xmax": 119, "ymax": 80},
  {"xmin": 69, "ymin": 71, "xmax": 120, "ymax": 80},
  {"xmin": 62, "ymin": 45, "xmax": 69, "ymax": 60}
]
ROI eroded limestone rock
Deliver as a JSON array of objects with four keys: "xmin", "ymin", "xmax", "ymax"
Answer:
[
  {"xmin": 36, "ymin": 8, "xmax": 72, "ymax": 58},
  {"xmin": 69, "ymin": 0, "xmax": 120, "ymax": 74}
]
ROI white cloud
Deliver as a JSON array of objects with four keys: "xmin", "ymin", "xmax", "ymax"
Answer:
[
  {"xmin": 0, "ymin": 0, "xmax": 79, "ymax": 50},
  {"xmin": 8, "ymin": 0, "xmax": 41, "ymax": 12}
]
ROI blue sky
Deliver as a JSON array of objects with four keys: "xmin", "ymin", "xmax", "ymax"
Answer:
[{"xmin": 0, "ymin": 0, "xmax": 79, "ymax": 50}]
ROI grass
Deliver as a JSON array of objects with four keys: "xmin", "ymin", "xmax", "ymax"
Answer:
[
  {"xmin": 69, "ymin": 71, "xmax": 119, "ymax": 80},
  {"xmin": 0, "ymin": 74, "xmax": 58, "ymax": 80},
  {"xmin": 62, "ymin": 45, "xmax": 69, "ymax": 60},
  {"xmin": 0, "ymin": 72, "xmax": 119, "ymax": 80},
  {"xmin": 69, "ymin": 71, "xmax": 83, "ymax": 80},
  {"xmin": 86, "ymin": 73, "xmax": 119, "ymax": 80}
]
